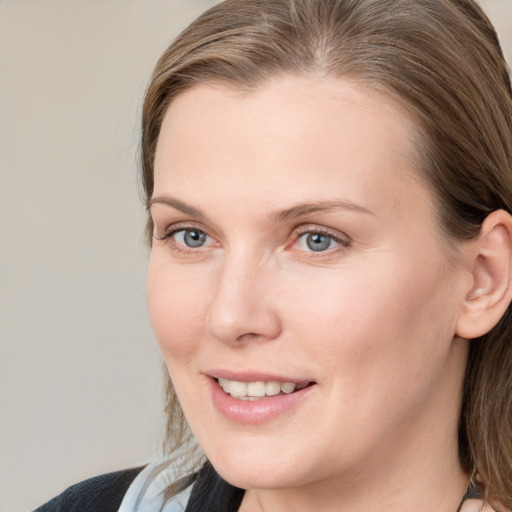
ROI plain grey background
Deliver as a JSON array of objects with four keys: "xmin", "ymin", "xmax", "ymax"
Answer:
[{"xmin": 0, "ymin": 1, "xmax": 510, "ymax": 511}]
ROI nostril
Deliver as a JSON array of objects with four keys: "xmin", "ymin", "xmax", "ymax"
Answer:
[{"xmin": 235, "ymin": 332, "xmax": 261, "ymax": 342}]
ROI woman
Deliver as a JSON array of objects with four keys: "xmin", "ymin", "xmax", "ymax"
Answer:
[{"xmin": 35, "ymin": 0, "xmax": 512, "ymax": 511}]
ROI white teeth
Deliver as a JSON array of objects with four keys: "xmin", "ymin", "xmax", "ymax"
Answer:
[
  {"xmin": 265, "ymin": 381, "xmax": 281, "ymax": 396},
  {"xmin": 217, "ymin": 378, "xmax": 230, "ymax": 393},
  {"xmin": 229, "ymin": 380, "xmax": 247, "ymax": 397},
  {"xmin": 217, "ymin": 378, "xmax": 309, "ymax": 399},
  {"xmin": 247, "ymin": 381, "xmax": 266, "ymax": 397},
  {"xmin": 280, "ymin": 382, "xmax": 296, "ymax": 394}
]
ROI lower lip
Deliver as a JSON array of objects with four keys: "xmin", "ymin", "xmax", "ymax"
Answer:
[{"xmin": 209, "ymin": 378, "xmax": 316, "ymax": 424}]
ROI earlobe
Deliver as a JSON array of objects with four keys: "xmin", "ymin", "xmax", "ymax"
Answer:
[{"xmin": 456, "ymin": 210, "xmax": 512, "ymax": 340}]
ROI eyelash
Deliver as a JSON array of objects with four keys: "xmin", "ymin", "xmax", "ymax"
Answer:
[
  {"xmin": 155, "ymin": 223, "xmax": 351, "ymax": 256},
  {"xmin": 292, "ymin": 227, "xmax": 351, "ymax": 256},
  {"xmin": 155, "ymin": 223, "xmax": 214, "ymax": 254}
]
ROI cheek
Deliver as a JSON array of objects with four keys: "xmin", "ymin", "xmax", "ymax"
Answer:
[
  {"xmin": 276, "ymin": 258, "xmax": 462, "ymax": 454},
  {"xmin": 146, "ymin": 255, "xmax": 210, "ymax": 363},
  {"xmin": 280, "ymin": 252, "xmax": 460, "ymax": 376}
]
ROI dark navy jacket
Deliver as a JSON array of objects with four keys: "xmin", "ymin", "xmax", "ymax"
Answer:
[
  {"xmin": 33, "ymin": 462, "xmax": 244, "ymax": 512},
  {"xmin": 33, "ymin": 467, "xmax": 144, "ymax": 512}
]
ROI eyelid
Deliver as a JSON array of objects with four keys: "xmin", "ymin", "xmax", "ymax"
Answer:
[
  {"xmin": 290, "ymin": 224, "xmax": 351, "ymax": 254},
  {"xmin": 154, "ymin": 221, "xmax": 350, "ymax": 256},
  {"xmin": 155, "ymin": 221, "xmax": 209, "ymax": 240},
  {"xmin": 154, "ymin": 221, "xmax": 219, "ymax": 254},
  {"xmin": 294, "ymin": 224, "xmax": 350, "ymax": 241}
]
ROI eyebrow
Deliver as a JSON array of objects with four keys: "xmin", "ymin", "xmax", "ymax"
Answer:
[
  {"xmin": 149, "ymin": 196, "xmax": 207, "ymax": 220},
  {"xmin": 149, "ymin": 195, "xmax": 373, "ymax": 222},
  {"xmin": 271, "ymin": 200, "xmax": 374, "ymax": 221}
]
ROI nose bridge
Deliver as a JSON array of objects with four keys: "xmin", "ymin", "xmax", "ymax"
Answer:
[{"xmin": 206, "ymin": 249, "xmax": 280, "ymax": 344}]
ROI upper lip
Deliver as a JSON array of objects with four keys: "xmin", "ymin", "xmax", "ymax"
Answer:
[{"xmin": 206, "ymin": 369, "xmax": 315, "ymax": 384}]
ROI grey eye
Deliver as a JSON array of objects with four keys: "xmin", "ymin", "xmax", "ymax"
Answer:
[
  {"xmin": 303, "ymin": 233, "xmax": 334, "ymax": 252},
  {"xmin": 177, "ymin": 229, "xmax": 208, "ymax": 248}
]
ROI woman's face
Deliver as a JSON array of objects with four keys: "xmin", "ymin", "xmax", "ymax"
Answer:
[{"xmin": 147, "ymin": 76, "xmax": 470, "ymax": 491}]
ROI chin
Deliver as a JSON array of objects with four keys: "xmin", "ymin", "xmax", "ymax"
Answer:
[
  {"xmin": 205, "ymin": 444, "xmax": 312, "ymax": 490},
  {"xmin": 215, "ymin": 465, "xmax": 295, "ymax": 491}
]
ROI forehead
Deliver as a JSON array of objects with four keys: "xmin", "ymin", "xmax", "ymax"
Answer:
[{"xmin": 153, "ymin": 75, "xmax": 427, "ymax": 217}]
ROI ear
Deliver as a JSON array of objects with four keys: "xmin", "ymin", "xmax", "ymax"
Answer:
[{"xmin": 456, "ymin": 209, "xmax": 512, "ymax": 340}]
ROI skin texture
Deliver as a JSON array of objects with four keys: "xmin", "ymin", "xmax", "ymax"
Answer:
[{"xmin": 147, "ymin": 76, "xmax": 479, "ymax": 511}]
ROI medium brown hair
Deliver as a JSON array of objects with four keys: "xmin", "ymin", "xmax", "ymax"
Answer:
[{"xmin": 141, "ymin": 0, "xmax": 512, "ymax": 507}]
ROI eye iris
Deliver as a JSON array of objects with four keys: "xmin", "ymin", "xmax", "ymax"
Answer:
[
  {"xmin": 306, "ymin": 233, "xmax": 331, "ymax": 251},
  {"xmin": 183, "ymin": 230, "xmax": 206, "ymax": 247}
]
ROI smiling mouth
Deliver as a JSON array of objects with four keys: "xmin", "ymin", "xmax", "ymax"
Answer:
[{"xmin": 216, "ymin": 378, "xmax": 315, "ymax": 401}]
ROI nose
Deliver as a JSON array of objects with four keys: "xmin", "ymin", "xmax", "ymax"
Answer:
[{"xmin": 206, "ymin": 254, "xmax": 282, "ymax": 345}]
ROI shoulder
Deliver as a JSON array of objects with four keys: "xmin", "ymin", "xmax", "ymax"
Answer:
[{"xmin": 33, "ymin": 466, "xmax": 145, "ymax": 512}]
